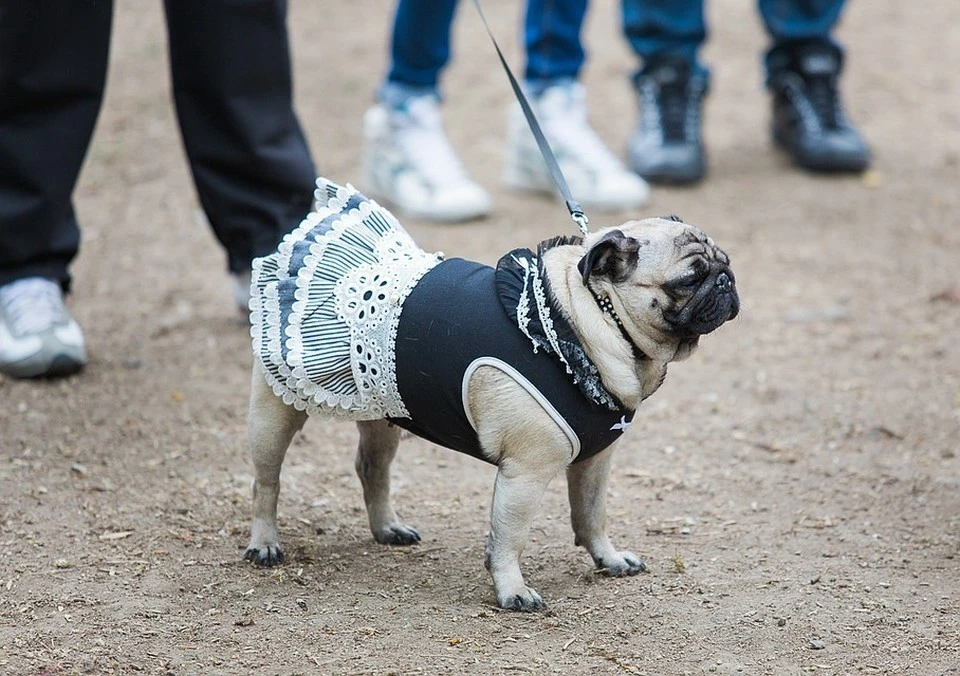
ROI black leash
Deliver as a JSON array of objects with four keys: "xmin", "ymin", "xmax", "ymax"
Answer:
[{"xmin": 468, "ymin": 0, "xmax": 590, "ymax": 237}]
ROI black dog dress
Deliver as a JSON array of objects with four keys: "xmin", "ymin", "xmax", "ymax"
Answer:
[{"xmin": 251, "ymin": 179, "xmax": 634, "ymax": 465}]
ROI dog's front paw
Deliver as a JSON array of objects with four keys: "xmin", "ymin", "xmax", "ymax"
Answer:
[
  {"xmin": 498, "ymin": 586, "xmax": 547, "ymax": 612},
  {"xmin": 244, "ymin": 544, "xmax": 285, "ymax": 567},
  {"xmin": 373, "ymin": 523, "xmax": 421, "ymax": 546},
  {"xmin": 595, "ymin": 550, "xmax": 646, "ymax": 577}
]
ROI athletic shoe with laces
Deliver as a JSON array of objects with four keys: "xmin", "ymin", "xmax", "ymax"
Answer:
[
  {"xmin": 503, "ymin": 82, "xmax": 649, "ymax": 212},
  {"xmin": 628, "ymin": 58, "xmax": 708, "ymax": 184},
  {"xmin": 0, "ymin": 277, "xmax": 86, "ymax": 378},
  {"xmin": 362, "ymin": 94, "xmax": 491, "ymax": 222},
  {"xmin": 769, "ymin": 44, "xmax": 871, "ymax": 172}
]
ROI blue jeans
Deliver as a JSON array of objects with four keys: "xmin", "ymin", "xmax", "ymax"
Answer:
[
  {"xmin": 383, "ymin": 0, "xmax": 848, "ymax": 99},
  {"xmin": 385, "ymin": 0, "xmax": 459, "ymax": 93},
  {"xmin": 383, "ymin": 0, "xmax": 588, "ymax": 100},
  {"xmin": 622, "ymin": 0, "xmax": 848, "ymax": 82}
]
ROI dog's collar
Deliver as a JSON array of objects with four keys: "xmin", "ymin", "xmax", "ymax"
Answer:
[{"xmin": 590, "ymin": 290, "xmax": 650, "ymax": 362}]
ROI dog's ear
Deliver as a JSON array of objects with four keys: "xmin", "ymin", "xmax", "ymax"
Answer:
[{"xmin": 578, "ymin": 229, "xmax": 641, "ymax": 286}]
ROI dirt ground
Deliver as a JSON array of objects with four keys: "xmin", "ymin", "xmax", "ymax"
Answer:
[{"xmin": 1, "ymin": 1, "xmax": 958, "ymax": 674}]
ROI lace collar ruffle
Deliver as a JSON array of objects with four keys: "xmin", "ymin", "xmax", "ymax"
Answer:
[{"xmin": 495, "ymin": 237, "xmax": 626, "ymax": 411}]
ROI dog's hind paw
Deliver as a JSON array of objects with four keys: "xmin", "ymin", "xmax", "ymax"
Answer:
[
  {"xmin": 498, "ymin": 587, "xmax": 547, "ymax": 612},
  {"xmin": 596, "ymin": 550, "xmax": 647, "ymax": 577},
  {"xmin": 373, "ymin": 523, "xmax": 421, "ymax": 546},
  {"xmin": 244, "ymin": 544, "xmax": 285, "ymax": 567}
]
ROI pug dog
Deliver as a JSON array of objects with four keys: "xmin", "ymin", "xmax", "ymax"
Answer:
[{"xmin": 244, "ymin": 178, "xmax": 738, "ymax": 611}]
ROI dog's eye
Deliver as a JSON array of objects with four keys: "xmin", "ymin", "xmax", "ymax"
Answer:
[
  {"xmin": 680, "ymin": 261, "xmax": 708, "ymax": 286},
  {"xmin": 664, "ymin": 260, "xmax": 709, "ymax": 296}
]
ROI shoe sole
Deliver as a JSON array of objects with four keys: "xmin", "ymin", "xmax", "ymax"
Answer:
[
  {"xmin": 639, "ymin": 167, "xmax": 706, "ymax": 185},
  {"xmin": 630, "ymin": 156, "xmax": 707, "ymax": 185},
  {"xmin": 503, "ymin": 163, "xmax": 650, "ymax": 212},
  {"xmin": 772, "ymin": 129, "xmax": 870, "ymax": 173},
  {"xmin": 792, "ymin": 154, "xmax": 870, "ymax": 173},
  {"xmin": 366, "ymin": 190, "xmax": 489, "ymax": 223},
  {"xmin": 2, "ymin": 352, "xmax": 85, "ymax": 379},
  {"xmin": 363, "ymin": 168, "xmax": 489, "ymax": 223},
  {"xmin": 44, "ymin": 354, "xmax": 86, "ymax": 378}
]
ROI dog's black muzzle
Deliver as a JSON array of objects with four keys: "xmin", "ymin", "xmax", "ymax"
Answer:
[{"xmin": 665, "ymin": 267, "xmax": 739, "ymax": 338}]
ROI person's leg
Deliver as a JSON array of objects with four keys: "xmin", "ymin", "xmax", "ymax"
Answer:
[
  {"xmin": 163, "ymin": 0, "xmax": 316, "ymax": 279},
  {"xmin": 364, "ymin": 0, "xmax": 489, "ymax": 223},
  {"xmin": 523, "ymin": 0, "xmax": 588, "ymax": 89},
  {"xmin": 0, "ymin": 0, "xmax": 109, "ymax": 377},
  {"xmin": 758, "ymin": 0, "xmax": 845, "ymax": 77},
  {"xmin": 0, "ymin": 0, "xmax": 112, "ymax": 291},
  {"xmin": 622, "ymin": 0, "xmax": 710, "ymax": 184},
  {"xmin": 759, "ymin": 0, "xmax": 870, "ymax": 171},
  {"xmin": 504, "ymin": 0, "xmax": 648, "ymax": 212},
  {"xmin": 621, "ymin": 0, "xmax": 707, "ymax": 75},
  {"xmin": 384, "ymin": 0, "xmax": 459, "ymax": 97}
]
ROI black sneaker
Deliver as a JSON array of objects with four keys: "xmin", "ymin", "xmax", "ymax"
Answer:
[
  {"xmin": 769, "ymin": 44, "xmax": 871, "ymax": 172},
  {"xmin": 628, "ymin": 58, "xmax": 708, "ymax": 184}
]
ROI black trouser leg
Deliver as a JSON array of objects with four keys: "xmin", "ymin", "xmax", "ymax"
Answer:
[
  {"xmin": 0, "ymin": 0, "xmax": 113, "ymax": 291},
  {"xmin": 163, "ymin": 0, "xmax": 316, "ymax": 274}
]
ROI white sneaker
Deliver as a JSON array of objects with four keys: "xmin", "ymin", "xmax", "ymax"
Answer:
[
  {"xmin": 362, "ymin": 95, "xmax": 491, "ymax": 222},
  {"xmin": 231, "ymin": 270, "xmax": 252, "ymax": 316},
  {"xmin": 503, "ymin": 82, "xmax": 650, "ymax": 212},
  {"xmin": 0, "ymin": 277, "xmax": 86, "ymax": 378}
]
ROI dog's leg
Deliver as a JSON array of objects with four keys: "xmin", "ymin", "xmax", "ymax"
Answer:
[
  {"xmin": 484, "ymin": 457, "xmax": 561, "ymax": 611},
  {"xmin": 567, "ymin": 445, "xmax": 646, "ymax": 576},
  {"xmin": 356, "ymin": 420, "xmax": 421, "ymax": 546},
  {"xmin": 244, "ymin": 363, "xmax": 306, "ymax": 566},
  {"xmin": 467, "ymin": 366, "xmax": 573, "ymax": 611}
]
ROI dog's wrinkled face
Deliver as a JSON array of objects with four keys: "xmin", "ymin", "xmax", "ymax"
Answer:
[{"xmin": 579, "ymin": 217, "xmax": 739, "ymax": 354}]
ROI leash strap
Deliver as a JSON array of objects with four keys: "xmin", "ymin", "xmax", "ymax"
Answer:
[{"xmin": 468, "ymin": 0, "xmax": 590, "ymax": 236}]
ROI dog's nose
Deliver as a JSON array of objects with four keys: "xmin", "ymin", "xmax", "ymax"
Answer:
[{"xmin": 715, "ymin": 272, "xmax": 732, "ymax": 291}]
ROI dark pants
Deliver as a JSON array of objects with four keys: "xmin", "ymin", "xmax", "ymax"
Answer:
[{"xmin": 0, "ymin": 0, "xmax": 316, "ymax": 291}]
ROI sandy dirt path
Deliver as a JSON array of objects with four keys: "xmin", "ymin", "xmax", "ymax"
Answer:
[{"xmin": 1, "ymin": 1, "xmax": 958, "ymax": 674}]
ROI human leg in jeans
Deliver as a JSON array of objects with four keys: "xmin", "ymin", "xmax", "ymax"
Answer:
[
  {"xmin": 163, "ymin": 0, "xmax": 317, "ymax": 308},
  {"xmin": 759, "ymin": 0, "xmax": 870, "ymax": 171},
  {"xmin": 364, "ymin": 0, "xmax": 490, "ymax": 223},
  {"xmin": 0, "ymin": 0, "xmax": 111, "ymax": 376},
  {"xmin": 523, "ymin": 0, "xmax": 589, "ymax": 87},
  {"xmin": 503, "ymin": 0, "xmax": 649, "ymax": 211},
  {"xmin": 384, "ymin": 0, "xmax": 460, "ymax": 95},
  {"xmin": 622, "ymin": 0, "xmax": 710, "ymax": 184}
]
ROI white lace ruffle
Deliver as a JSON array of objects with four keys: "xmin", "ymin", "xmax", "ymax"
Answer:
[{"xmin": 250, "ymin": 178, "xmax": 441, "ymax": 419}]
